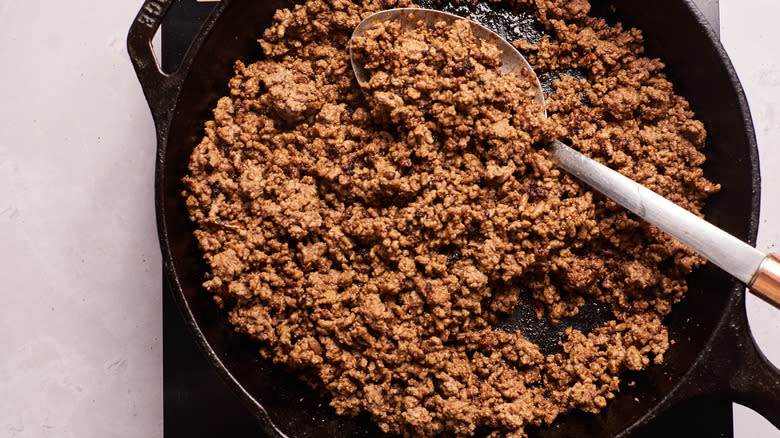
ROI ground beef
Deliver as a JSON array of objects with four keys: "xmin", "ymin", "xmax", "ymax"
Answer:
[{"xmin": 182, "ymin": 0, "xmax": 718, "ymax": 436}]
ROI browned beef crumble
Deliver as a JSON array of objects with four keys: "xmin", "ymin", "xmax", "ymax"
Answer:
[{"xmin": 182, "ymin": 0, "xmax": 718, "ymax": 436}]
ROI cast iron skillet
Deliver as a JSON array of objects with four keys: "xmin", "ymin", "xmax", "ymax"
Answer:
[{"xmin": 128, "ymin": 0, "xmax": 780, "ymax": 436}]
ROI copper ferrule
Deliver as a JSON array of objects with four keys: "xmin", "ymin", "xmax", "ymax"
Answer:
[{"xmin": 748, "ymin": 253, "xmax": 780, "ymax": 309}]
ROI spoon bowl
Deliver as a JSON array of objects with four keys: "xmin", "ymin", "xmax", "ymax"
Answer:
[{"xmin": 349, "ymin": 8, "xmax": 546, "ymax": 110}]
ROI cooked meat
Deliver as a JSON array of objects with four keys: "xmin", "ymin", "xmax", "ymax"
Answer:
[{"xmin": 182, "ymin": 0, "xmax": 717, "ymax": 436}]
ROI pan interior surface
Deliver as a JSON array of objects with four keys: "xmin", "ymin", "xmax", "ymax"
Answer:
[{"xmin": 158, "ymin": 0, "xmax": 757, "ymax": 436}]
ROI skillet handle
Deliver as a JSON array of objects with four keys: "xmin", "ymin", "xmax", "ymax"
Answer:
[
  {"xmin": 127, "ymin": 0, "xmax": 181, "ymax": 125},
  {"xmin": 667, "ymin": 294, "xmax": 780, "ymax": 428}
]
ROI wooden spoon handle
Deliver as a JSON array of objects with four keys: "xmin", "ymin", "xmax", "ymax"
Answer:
[{"xmin": 749, "ymin": 253, "xmax": 780, "ymax": 309}]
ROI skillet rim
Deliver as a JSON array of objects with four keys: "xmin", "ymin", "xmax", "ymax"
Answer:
[{"xmin": 145, "ymin": 0, "xmax": 763, "ymax": 435}]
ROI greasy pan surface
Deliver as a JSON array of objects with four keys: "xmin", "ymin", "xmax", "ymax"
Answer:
[{"xmin": 128, "ymin": 0, "xmax": 780, "ymax": 436}]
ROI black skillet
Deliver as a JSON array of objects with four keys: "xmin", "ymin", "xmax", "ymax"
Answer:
[{"xmin": 128, "ymin": 0, "xmax": 780, "ymax": 436}]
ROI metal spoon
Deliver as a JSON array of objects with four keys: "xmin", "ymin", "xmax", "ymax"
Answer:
[{"xmin": 349, "ymin": 8, "xmax": 780, "ymax": 308}]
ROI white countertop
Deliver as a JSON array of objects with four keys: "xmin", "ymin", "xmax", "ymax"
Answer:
[{"xmin": 0, "ymin": 1, "xmax": 777, "ymax": 437}]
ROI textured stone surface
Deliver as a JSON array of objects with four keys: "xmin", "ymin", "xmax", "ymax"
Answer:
[{"xmin": 0, "ymin": 0, "xmax": 776, "ymax": 437}]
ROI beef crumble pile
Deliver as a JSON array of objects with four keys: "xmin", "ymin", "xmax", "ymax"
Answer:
[{"xmin": 182, "ymin": 0, "xmax": 718, "ymax": 436}]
